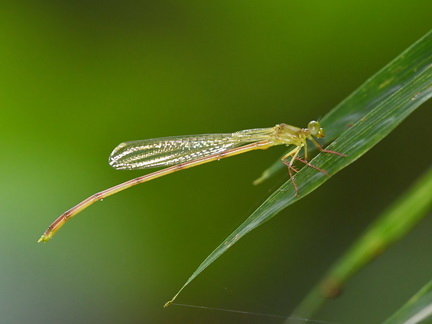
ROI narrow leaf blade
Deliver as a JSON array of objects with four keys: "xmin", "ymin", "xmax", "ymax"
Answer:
[{"xmin": 167, "ymin": 30, "xmax": 432, "ymax": 305}]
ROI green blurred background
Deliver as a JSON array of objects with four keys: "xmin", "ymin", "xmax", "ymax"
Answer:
[{"xmin": 1, "ymin": 1, "xmax": 431, "ymax": 323}]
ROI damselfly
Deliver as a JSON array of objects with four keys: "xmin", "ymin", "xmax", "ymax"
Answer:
[{"xmin": 38, "ymin": 121, "xmax": 344, "ymax": 242}]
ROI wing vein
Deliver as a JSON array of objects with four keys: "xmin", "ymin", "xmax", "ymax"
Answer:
[{"xmin": 109, "ymin": 127, "xmax": 275, "ymax": 170}]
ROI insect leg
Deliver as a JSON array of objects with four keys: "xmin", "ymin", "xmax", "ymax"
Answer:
[
  {"xmin": 294, "ymin": 156, "xmax": 328, "ymax": 175},
  {"xmin": 281, "ymin": 147, "xmax": 301, "ymax": 195},
  {"xmin": 309, "ymin": 137, "xmax": 346, "ymax": 157}
]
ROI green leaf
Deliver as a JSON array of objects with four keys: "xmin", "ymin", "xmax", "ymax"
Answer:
[
  {"xmin": 383, "ymin": 278, "xmax": 432, "ymax": 324},
  {"xmin": 255, "ymin": 28, "xmax": 432, "ymax": 185},
  {"xmin": 288, "ymin": 166, "xmax": 432, "ymax": 322},
  {"xmin": 165, "ymin": 30, "xmax": 432, "ymax": 306}
]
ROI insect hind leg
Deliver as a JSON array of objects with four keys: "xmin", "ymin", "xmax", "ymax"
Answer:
[
  {"xmin": 281, "ymin": 147, "xmax": 302, "ymax": 195},
  {"xmin": 294, "ymin": 156, "xmax": 328, "ymax": 175}
]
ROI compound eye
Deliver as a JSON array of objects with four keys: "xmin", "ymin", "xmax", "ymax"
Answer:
[{"xmin": 308, "ymin": 121, "xmax": 321, "ymax": 136}]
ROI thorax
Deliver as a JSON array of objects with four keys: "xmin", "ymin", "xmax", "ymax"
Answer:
[{"xmin": 271, "ymin": 123, "xmax": 307, "ymax": 146}]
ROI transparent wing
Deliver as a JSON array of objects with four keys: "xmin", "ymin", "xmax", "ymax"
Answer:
[{"xmin": 109, "ymin": 127, "xmax": 275, "ymax": 170}]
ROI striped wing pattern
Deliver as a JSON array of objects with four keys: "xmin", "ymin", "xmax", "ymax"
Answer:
[
  {"xmin": 109, "ymin": 134, "xmax": 241, "ymax": 170},
  {"xmin": 109, "ymin": 127, "xmax": 275, "ymax": 170}
]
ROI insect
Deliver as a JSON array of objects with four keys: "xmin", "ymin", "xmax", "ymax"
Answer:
[{"xmin": 38, "ymin": 121, "xmax": 344, "ymax": 243}]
